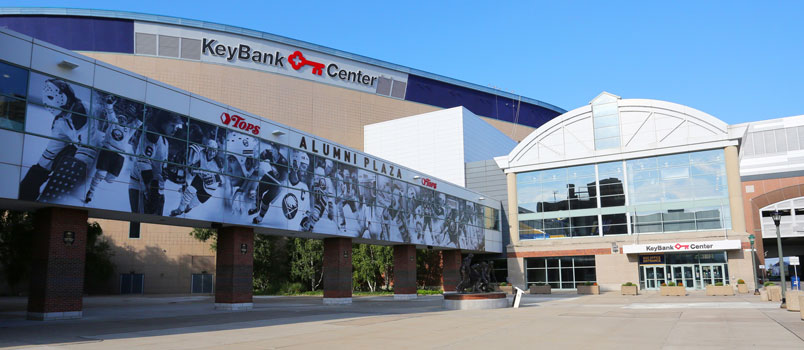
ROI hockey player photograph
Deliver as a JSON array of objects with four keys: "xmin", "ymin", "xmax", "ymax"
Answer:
[
  {"xmin": 19, "ymin": 73, "xmax": 91, "ymax": 203},
  {"xmin": 84, "ymin": 90, "xmax": 144, "ymax": 204},
  {"xmin": 249, "ymin": 140, "xmax": 290, "ymax": 227},
  {"xmin": 169, "ymin": 127, "xmax": 224, "ymax": 219},
  {"xmin": 129, "ymin": 106, "xmax": 185, "ymax": 215},
  {"xmin": 335, "ymin": 163, "xmax": 361, "ymax": 237},
  {"xmin": 304, "ymin": 156, "xmax": 339, "ymax": 234},
  {"xmin": 221, "ymin": 130, "xmax": 260, "ymax": 222},
  {"xmin": 255, "ymin": 148, "xmax": 312, "ymax": 231}
]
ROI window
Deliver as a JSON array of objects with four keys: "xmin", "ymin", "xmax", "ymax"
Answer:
[
  {"xmin": 120, "ymin": 273, "xmax": 144, "ymax": 294},
  {"xmin": 129, "ymin": 222, "xmax": 141, "ymax": 239},
  {"xmin": 525, "ymin": 256, "xmax": 596, "ymax": 289}
]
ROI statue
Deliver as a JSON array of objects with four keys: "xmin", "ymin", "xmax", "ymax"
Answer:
[{"xmin": 456, "ymin": 254, "xmax": 496, "ymax": 293}]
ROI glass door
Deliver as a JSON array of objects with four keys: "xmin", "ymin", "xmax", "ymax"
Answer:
[
  {"xmin": 641, "ymin": 265, "xmax": 666, "ymax": 290},
  {"xmin": 700, "ymin": 264, "xmax": 726, "ymax": 287},
  {"xmin": 671, "ymin": 265, "xmax": 697, "ymax": 290}
]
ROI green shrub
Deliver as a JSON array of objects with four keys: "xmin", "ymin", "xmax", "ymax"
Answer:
[
  {"xmin": 279, "ymin": 282, "xmax": 306, "ymax": 295},
  {"xmin": 764, "ymin": 281, "xmax": 775, "ymax": 287},
  {"xmin": 583, "ymin": 281, "xmax": 595, "ymax": 286},
  {"xmin": 622, "ymin": 282, "xmax": 634, "ymax": 286},
  {"xmin": 714, "ymin": 282, "xmax": 724, "ymax": 286},
  {"xmin": 533, "ymin": 282, "xmax": 549, "ymax": 286},
  {"xmin": 737, "ymin": 279, "xmax": 745, "ymax": 284},
  {"xmin": 499, "ymin": 282, "xmax": 509, "ymax": 286},
  {"xmin": 666, "ymin": 282, "xmax": 676, "ymax": 286},
  {"xmin": 417, "ymin": 289, "xmax": 443, "ymax": 295}
]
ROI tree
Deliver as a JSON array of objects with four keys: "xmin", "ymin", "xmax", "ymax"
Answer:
[
  {"xmin": 189, "ymin": 228, "xmax": 217, "ymax": 250},
  {"xmin": 0, "ymin": 210, "xmax": 34, "ymax": 295},
  {"xmin": 253, "ymin": 235, "xmax": 290, "ymax": 293},
  {"xmin": 289, "ymin": 238, "xmax": 323, "ymax": 291},
  {"xmin": 351, "ymin": 244, "xmax": 393, "ymax": 292},
  {"xmin": 417, "ymin": 249, "xmax": 443, "ymax": 289},
  {"xmin": 84, "ymin": 222, "xmax": 116, "ymax": 294}
]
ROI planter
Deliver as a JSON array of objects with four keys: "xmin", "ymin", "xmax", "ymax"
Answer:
[
  {"xmin": 660, "ymin": 286, "xmax": 686, "ymax": 296},
  {"xmin": 621, "ymin": 285, "xmax": 638, "ymax": 295},
  {"xmin": 577, "ymin": 285, "xmax": 600, "ymax": 295},
  {"xmin": 706, "ymin": 285, "xmax": 735, "ymax": 296},
  {"xmin": 799, "ymin": 295, "xmax": 804, "ymax": 320},
  {"xmin": 766, "ymin": 286, "xmax": 782, "ymax": 302},
  {"xmin": 760, "ymin": 289, "xmax": 769, "ymax": 301},
  {"xmin": 786, "ymin": 290, "xmax": 802, "ymax": 312},
  {"xmin": 737, "ymin": 284, "xmax": 749, "ymax": 294},
  {"xmin": 529, "ymin": 285, "xmax": 551, "ymax": 294},
  {"xmin": 498, "ymin": 285, "xmax": 514, "ymax": 294}
]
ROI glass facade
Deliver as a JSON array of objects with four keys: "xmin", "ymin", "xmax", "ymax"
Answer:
[
  {"xmin": 525, "ymin": 256, "xmax": 596, "ymax": 289},
  {"xmin": 517, "ymin": 149, "xmax": 731, "ymax": 240}
]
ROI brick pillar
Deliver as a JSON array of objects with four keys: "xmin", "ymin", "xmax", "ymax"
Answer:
[
  {"xmin": 323, "ymin": 237, "xmax": 352, "ymax": 304},
  {"xmin": 215, "ymin": 226, "xmax": 254, "ymax": 310},
  {"xmin": 393, "ymin": 245, "xmax": 417, "ymax": 300},
  {"xmin": 27, "ymin": 207, "xmax": 88, "ymax": 320},
  {"xmin": 441, "ymin": 250, "xmax": 461, "ymax": 292}
]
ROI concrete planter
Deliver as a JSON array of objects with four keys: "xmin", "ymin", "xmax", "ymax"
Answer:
[
  {"xmin": 529, "ymin": 285, "xmax": 551, "ymax": 294},
  {"xmin": 706, "ymin": 285, "xmax": 735, "ymax": 296},
  {"xmin": 737, "ymin": 283, "xmax": 749, "ymax": 294},
  {"xmin": 498, "ymin": 285, "xmax": 514, "ymax": 294},
  {"xmin": 577, "ymin": 285, "xmax": 600, "ymax": 295},
  {"xmin": 799, "ymin": 295, "xmax": 804, "ymax": 320},
  {"xmin": 621, "ymin": 285, "xmax": 638, "ymax": 295},
  {"xmin": 766, "ymin": 286, "xmax": 782, "ymax": 302},
  {"xmin": 660, "ymin": 286, "xmax": 686, "ymax": 296},
  {"xmin": 760, "ymin": 289, "xmax": 769, "ymax": 301},
  {"xmin": 786, "ymin": 290, "xmax": 802, "ymax": 312}
]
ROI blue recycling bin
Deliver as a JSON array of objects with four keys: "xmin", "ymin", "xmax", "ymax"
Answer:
[{"xmin": 792, "ymin": 276, "xmax": 801, "ymax": 290}]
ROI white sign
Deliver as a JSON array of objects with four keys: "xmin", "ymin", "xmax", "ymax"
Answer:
[
  {"xmin": 791, "ymin": 256, "xmax": 800, "ymax": 266},
  {"xmin": 134, "ymin": 22, "xmax": 409, "ymax": 95},
  {"xmin": 622, "ymin": 240, "xmax": 742, "ymax": 254},
  {"xmin": 760, "ymin": 265, "xmax": 765, "ymax": 269}
]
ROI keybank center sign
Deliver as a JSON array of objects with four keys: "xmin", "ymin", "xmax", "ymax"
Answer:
[
  {"xmin": 134, "ymin": 22, "xmax": 408, "ymax": 94},
  {"xmin": 622, "ymin": 240, "xmax": 742, "ymax": 254}
]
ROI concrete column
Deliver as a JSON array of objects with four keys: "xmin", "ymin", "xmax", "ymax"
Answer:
[
  {"xmin": 724, "ymin": 145, "xmax": 746, "ymax": 234},
  {"xmin": 441, "ymin": 250, "xmax": 461, "ymax": 292},
  {"xmin": 393, "ymin": 245, "xmax": 417, "ymax": 300},
  {"xmin": 215, "ymin": 226, "xmax": 254, "ymax": 310},
  {"xmin": 323, "ymin": 237, "xmax": 352, "ymax": 304},
  {"xmin": 506, "ymin": 172, "xmax": 519, "ymax": 245},
  {"xmin": 27, "ymin": 207, "xmax": 88, "ymax": 320}
]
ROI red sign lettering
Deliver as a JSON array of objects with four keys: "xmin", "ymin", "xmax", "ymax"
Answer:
[
  {"xmin": 422, "ymin": 178, "xmax": 437, "ymax": 190},
  {"xmin": 220, "ymin": 112, "xmax": 260, "ymax": 135}
]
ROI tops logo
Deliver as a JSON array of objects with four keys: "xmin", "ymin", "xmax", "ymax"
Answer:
[
  {"xmin": 220, "ymin": 112, "xmax": 260, "ymax": 135},
  {"xmin": 421, "ymin": 178, "xmax": 437, "ymax": 190}
]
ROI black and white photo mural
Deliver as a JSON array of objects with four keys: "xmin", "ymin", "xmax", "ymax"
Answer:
[{"xmin": 9, "ymin": 68, "xmax": 494, "ymax": 251}]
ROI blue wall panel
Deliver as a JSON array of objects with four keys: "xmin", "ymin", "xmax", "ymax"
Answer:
[
  {"xmin": 0, "ymin": 15, "xmax": 133, "ymax": 54},
  {"xmin": 405, "ymin": 74, "xmax": 560, "ymax": 129}
]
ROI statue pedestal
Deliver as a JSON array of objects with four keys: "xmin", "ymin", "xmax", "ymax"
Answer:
[{"xmin": 443, "ymin": 292, "xmax": 509, "ymax": 310}]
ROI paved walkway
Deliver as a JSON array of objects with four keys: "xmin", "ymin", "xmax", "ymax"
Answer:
[{"xmin": 1, "ymin": 291, "xmax": 803, "ymax": 349}]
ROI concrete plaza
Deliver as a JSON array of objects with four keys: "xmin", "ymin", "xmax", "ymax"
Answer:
[{"xmin": 1, "ymin": 291, "xmax": 803, "ymax": 349}]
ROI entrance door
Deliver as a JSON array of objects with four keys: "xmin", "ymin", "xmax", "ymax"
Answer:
[
  {"xmin": 671, "ymin": 265, "xmax": 697, "ymax": 290},
  {"xmin": 642, "ymin": 265, "xmax": 666, "ymax": 290},
  {"xmin": 700, "ymin": 264, "xmax": 726, "ymax": 287}
]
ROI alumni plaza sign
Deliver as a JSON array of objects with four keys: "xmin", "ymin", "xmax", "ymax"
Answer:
[{"xmin": 622, "ymin": 240, "xmax": 742, "ymax": 254}]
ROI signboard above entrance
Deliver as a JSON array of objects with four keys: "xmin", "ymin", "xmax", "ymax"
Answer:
[{"xmin": 623, "ymin": 240, "xmax": 741, "ymax": 254}]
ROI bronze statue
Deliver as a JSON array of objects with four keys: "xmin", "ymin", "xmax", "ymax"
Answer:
[{"xmin": 456, "ymin": 254, "xmax": 495, "ymax": 293}]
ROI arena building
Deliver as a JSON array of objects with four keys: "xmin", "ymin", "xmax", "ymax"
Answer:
[{"xmin": 0, "ymin": 8, "xmax": 562, "ymax": 296}]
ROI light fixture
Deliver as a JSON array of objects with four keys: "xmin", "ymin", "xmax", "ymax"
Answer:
[
  {"xmin": 57, "ymin": 60, "xmax": 79, "ymax": 70},
  {"xmin": 478, "ymin": 197, "xmax": 485, "ymax": 201},
  {"xmin": 63, "ymin": 231, "xmax": 75, "ymax": 245},
  {"xmin": 240, "ymin": 243, "xmax": 248, "ymax": 255},
  {"xmin": 272, "ymin": 130, "xmax": 286, "ymax": 136},
  {"xmin": 413, "ymin": 175, "xmax": 421, "ymax": 180},
  {"xmin": 771, "ymin": 210, "xmax": 782, "ymax": 227}
]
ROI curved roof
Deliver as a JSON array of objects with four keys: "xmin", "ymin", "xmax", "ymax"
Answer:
[
  {"xmin": 0, "ymin": 7, "xmax": 566, "ymax": 115},
  {"xmin": 497, "ymin": 92, "xmax": 738, "ymax": 173}
]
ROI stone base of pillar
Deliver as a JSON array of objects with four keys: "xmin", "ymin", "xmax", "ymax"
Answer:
[
  {"xmin": 214, "ymin": 303, "xmax": 253, "ymax": 310},
  {"xmin": 393, "ymin": 293, "xmax": 417, "ymax": 300},
  {"xmin": 27, "ymin": 311, "xmax": 82, "ymax": 320},
  {"xmin": 323, "ymin": 297, "xmax": 352, "ymax": 305}
]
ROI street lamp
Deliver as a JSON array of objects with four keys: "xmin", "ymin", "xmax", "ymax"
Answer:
[
  {"xmin": 749, "ymin": 234, "xmax": 759, "ymax": 295},
  {"xmin": 771, "ymin": 210, "xmax": 787, "ymax": 308}
]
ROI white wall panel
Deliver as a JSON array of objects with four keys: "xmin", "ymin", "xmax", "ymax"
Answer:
[
  {"xmin": 0, "ymin": 30, "xmax": 32, "ymax": 67},
  {"xmin": 93, "ymin": 64, "xmax": 146, "ymax": 101},
  {"xmin": 31, "ymin": 43, "xmax": 94, "ymax": 86},
  {"xmin": 145, "ymin": 81, "xmax": 190, "ymax": 115}
]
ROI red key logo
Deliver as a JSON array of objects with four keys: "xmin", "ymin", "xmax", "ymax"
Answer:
[
  {"xmin": 674, "ymin": 243, "xmax": 690, "ymax": 250},
  {"xmin": 288, "ymin": 51, "xmax": 325, "ymax": 76}
]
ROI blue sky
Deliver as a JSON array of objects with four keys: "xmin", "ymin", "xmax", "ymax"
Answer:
[{"xmin": 2, "ymin": 1, "xmax": 802, "ymax": 124}]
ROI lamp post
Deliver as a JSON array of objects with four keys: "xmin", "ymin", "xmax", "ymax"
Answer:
[
  {"xmin": 771, "ymin": 210, "xmax": 786, "ymax": 308},
  {"xmin": 749, "ymin": 234, "xmax": 759, "ymax": 295}
]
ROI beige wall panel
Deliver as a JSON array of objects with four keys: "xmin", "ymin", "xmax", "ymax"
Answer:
[
  {"xmin": 506, "ymin": 257, "xmax": 526, "ymax": 289},
  {"xmin": 595, "ymin": 254, "xmax": 639, "ymax": 292},
  {"xmin": 81, "ymin": 53, "xmax": 533, "ymax": 150},
  {"xmin": 727, "ymin": 249, "xmax": 758, "ymax": 292}
]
